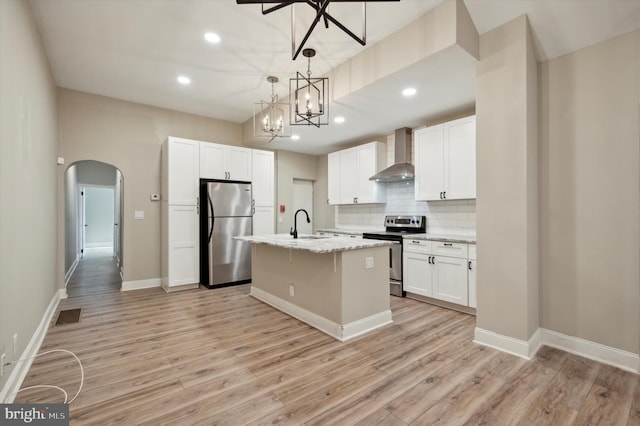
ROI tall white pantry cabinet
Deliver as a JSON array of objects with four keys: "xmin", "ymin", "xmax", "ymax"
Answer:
[{"xmin": 161, "ymin": 136, "xmax": 275, "ymax": 291}]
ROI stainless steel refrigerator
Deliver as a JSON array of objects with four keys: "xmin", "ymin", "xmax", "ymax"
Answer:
[{"xmin": 200, "ymin": 181, "xmax": 252, "ymax": 288}]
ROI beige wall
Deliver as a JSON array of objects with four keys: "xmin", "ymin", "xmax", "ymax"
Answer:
[
  {"xmin": 57, "ymin": 89, "xmax": 243, "ymax": 283},
  {"xmin": 313, "ymin": 154, "xmax": 335, "ymax": 231},
  {"xmin": 0, "ymin": 0, "xmax": 59, "ymax": 392},
  {"xmin": 539, "ymin": 29, "xmax": 640, "ymax": 353},
  {"xmin": 76, "ymin": 160, "xmax": 117, "ymax": 186},
  {"xmin": 64, "ymin": 165, "xmax": 79, "ymax": 272},
  {"xmin": 275, "ymin": 150, "xmax": 319, "ymax": 234},
  {"xmin": 475, "ymin": 15, "xmax": 539, "ymax": 342}
]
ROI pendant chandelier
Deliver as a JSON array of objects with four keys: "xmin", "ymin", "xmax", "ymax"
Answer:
[
  {"xmin": 254, "ymin": 76, "xmax": 290, "ymax": 142},
  {"xmin": 237, "ymin": 0, "xmax": 400, "ymax": 60},
  {"xmin": 290, "ymin": 48, "xmax": 329, "ymax": 127}
]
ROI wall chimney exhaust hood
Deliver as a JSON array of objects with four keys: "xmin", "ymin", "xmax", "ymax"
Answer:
[{"xmin": 369, "ymin": 127, "xmax": 414, "ymax": 183}]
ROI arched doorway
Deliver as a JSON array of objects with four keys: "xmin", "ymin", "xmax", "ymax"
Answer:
[{"xmin": 64, "ymin": 160, "xmax": 124, "ymax": 293}]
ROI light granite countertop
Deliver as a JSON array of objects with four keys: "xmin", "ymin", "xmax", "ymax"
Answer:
[
  {"xmin": 235, "ymin": 233, "xmax": 398, "ymax": 254},
  {"xmin": 316, "ymin": 228, "xmax": 476, "ymax": 244},
  {"xmin": 316, "ymin": 228, "xmax": 381, "ymax": 236},
  {"xmin": 403, "ymin": 234, "xmax": 476, "ymax": 244}
]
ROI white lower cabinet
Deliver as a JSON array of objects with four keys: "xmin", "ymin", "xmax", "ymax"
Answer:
[
  {"xmin": 468, "ymin": 245, "xmax": 477, "ymax": 308},
  {"xmin": 403, "ymin": 239, "xmax": 433, "ymax": 297},
  {"xmin": 162, "ymin": 204, "xmax": 199, "ymax": 289},
  {"xmin": 403, "ymin": 251, "xmax": 434, "ymax": 297},
  {"xmin": 403, "ymin": 239, "xmax": 475, "ymax": 309},
  {"xmin": 433, "ymin": 255, "xmax": 468, "ymax": 305}
]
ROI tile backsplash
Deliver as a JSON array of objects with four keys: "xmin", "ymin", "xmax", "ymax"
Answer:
[{"xmin": 335, "ymin": 180, "xmax": 476, "ymax": 236}]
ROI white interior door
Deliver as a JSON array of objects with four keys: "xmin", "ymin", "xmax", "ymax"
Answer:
[
  {"xmin": 293, "ymin": 179, "xmax": 313, "ymax": 235},
  {"xmin": 84, "ymin": 186, "xmax": 115, "ymax": 250},
  {"xmin": 79, "ymin": 185, "xmax": 85, "ymax": 258}
]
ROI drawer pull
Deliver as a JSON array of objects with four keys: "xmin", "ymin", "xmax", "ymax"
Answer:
[
  {"xmin": 443, "ymin": 243, "xmax": 453, "ymax": 247},
  {"xmin": 468, "ymin": 261, "xmax": 472, "ymax": 270},
  {"xmin": 412, "ymin": 240, "xmax": 421, "ymax": 244}
]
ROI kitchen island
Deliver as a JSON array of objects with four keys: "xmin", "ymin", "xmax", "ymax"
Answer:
[{"xmin": 235, "ymin": 234, "xmax": 397, "ymax": 341}]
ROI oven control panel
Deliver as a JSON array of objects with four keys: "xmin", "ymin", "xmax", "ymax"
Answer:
[{"xmin": 384, "ymin": 215, "xmax": 425, "ymax": 230}]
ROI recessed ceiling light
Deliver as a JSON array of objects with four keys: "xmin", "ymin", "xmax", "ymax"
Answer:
[
  {"xmin": 291, "ymin": 134, "xmax": 300, "ymax": 141},
  {"xmin": 334, "ymin": 116, "xmax": 345, "ymax": 124},
  {"xmin": 402, "ymin": 87, "xmax": 417, "ymax": 97},
  {"xmin": 177, "ymin": 75, "xmax": 191, "ymax": 85},
  {"xmin": 204, "ymin": 32, "xmax": 221, "ymax": 44}
]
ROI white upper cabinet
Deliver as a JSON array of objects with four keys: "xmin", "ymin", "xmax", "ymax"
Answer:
[
  {"xmin": 327, "ymin": 151, "xmax": 341, "ymax": 205},
  {"xmin": 415, "ymin": 115, "xmax": 476, "ymax": 201},
  {"xmin": 414, "ymin": 125, "xmax": 444, "ymax": 201},
  {"xmin": 356, "ymin": 142, "xmax": 387, "ymax": 203},
  {"xmin": 251, "ymin": 149, "xmax": 274, "ymax": 207},
  {"xmin": 200, "ymin": 142, "xmax": 252, "ymax": 181},
  {"xmin": 339, "ymin": 147, "xmax": 358, "ymax": 203},
  {"xmin": 328, "ymin": 141, "xmax": 387, "ymax": 205},
  {"xmin": 163, "ymin": 137, "xmax": 200, "ymax": 206},
  {"xmin": 446, "ymin": 116, "xmax": 476, "ymax": 200}
]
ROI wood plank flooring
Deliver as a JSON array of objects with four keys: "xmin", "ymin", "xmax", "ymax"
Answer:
[{"xmin": 14, "ymin": 252, "xmax": 639, "ymax": 425}]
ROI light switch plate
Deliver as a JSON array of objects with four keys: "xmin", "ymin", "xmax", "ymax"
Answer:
[
  {"xmin": 150, "ymin": 194, "xmax": 160, "ymax": 201},
  {"xmin": 134, "ymin": 211, "xmax": 144, "ymax": 220}
]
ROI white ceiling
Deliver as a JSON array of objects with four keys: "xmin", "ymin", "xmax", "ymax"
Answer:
[{"xmin": 28, "ymin": 0, "xmax": 640, "ymax": 155}]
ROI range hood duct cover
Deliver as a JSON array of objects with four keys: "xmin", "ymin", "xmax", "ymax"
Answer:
[{"xmin": 369, "ymin": 127, "xmax": 414, "ymax": 182}]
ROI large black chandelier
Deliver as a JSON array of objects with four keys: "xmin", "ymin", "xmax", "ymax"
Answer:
[{"xmin": 237, "ymin": 0, "xmax": 400, "ymax": 60}]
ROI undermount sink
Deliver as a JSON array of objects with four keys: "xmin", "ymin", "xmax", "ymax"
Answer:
[{"xmin": 295, "ymin": 235, "xmax": 328, "ymax": 240}]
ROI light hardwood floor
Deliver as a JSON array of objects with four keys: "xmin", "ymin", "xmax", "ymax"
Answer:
[{"xmin": 15, "ymin": 252, "xmax": 640, "ymax": 425}]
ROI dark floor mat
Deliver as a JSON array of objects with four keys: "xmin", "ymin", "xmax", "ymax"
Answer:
[{"xmin": 55, "ymin": 308, "xmax": 81, "ymax": 325}]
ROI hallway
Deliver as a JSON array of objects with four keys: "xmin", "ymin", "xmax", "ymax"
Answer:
[{"xmin": 66, "ymin": 248, "xmax": 121, "ymax": 298}]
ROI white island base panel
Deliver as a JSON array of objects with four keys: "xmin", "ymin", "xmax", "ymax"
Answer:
[{"xmin": 249, "ymin": 244, "xmax": 392, "ymax": 342}]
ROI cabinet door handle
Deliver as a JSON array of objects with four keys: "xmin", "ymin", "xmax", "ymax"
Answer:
[
  {"xmin": 468, "ymin": 261, "xmax": 472, "ymax": 270},
  {"xmin": 327, "ymin": 199, "xmax": 330, "ymax": 204},
  {"xmin": 439, "ymin": 192, "xmax": 443, "ymax": 199},
  {"xmin": 443, "ymin": 191, "xmax": 447, "ymax": 199}
]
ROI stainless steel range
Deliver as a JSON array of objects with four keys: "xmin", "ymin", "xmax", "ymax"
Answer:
[{"xmin": 363, "ymin": 215, "xmax": 426, "ymax": 297}]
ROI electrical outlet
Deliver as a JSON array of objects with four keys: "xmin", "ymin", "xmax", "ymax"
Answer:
[
  {"xmin": 13, "ymin": 333, "xmax": 18, "ymax": 358},
  {"xmin": 365, "ymin": 257, "xmax": 374, "ymax": 269},
  {"xmin": 289, "ymin": 284, "xmax": 295, "ymax": 297},
  {"xmin": 1, "ymin": 353, "xmax": 5, "ymax": 377}
]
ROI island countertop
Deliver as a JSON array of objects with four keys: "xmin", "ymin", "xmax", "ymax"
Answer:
[{"xmin": 235, "ymin": 233, "xmax": 398, "ymax": 254}]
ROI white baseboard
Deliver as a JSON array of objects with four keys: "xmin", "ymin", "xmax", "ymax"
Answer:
[
  {"xmin": 0, "ymin": 288, "xmax": 65, "ymax": 403},
  {"xmin": 121, "ymin": 278, "xmax": 161, "ymax": 291},
  {"xmin": 475, "ymin": 327, "xmax": 639, "ymax": 373},
  {"xmin": 64, "ymin": 255, "xmax": 79, "ymax": 287},
  {"xmin": 161, "ymin": 283, "xmax": 199, "ymax": 293},
  {"xmin": 251, "ymin": 286, "xmax": 392, "ymax": 342},
  {"xmin": 541, "ymin": 329, "xmax": 640, "ymax": 374},
  {"xmin": 85, "ymin": 243, "xmax": 112, "ymax": 248},
  {"xmin": 474, "ymin": 327, "xmax": 540, "ymax": 359}
]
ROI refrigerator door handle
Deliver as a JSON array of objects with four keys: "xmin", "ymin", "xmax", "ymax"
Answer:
[{"xmin": 208, "ymin": 194, "xmax": 215, "ymax": 243}]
